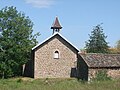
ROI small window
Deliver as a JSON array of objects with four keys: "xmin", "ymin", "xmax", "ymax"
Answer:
[{"xmin": 54, "ymin": 51, "xmax": 59, "ymax": 59}]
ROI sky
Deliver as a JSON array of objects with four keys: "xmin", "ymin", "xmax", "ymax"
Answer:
[{"xmin": 0, "ymin": 0, "xmax": 120, "ymax": 49}]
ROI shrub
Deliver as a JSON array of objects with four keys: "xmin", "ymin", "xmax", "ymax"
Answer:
[
  {"xmin": 93, "ymin": 70, "xmax": 111, "ymax": 81},
  {"xmin": 17, "ymin": 78, "xmax": 23, "ymax": 83}
]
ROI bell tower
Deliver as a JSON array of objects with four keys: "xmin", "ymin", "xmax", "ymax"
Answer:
[{"xmin": 51, "ymin": 17, "xmax": 62, "ymax": 34}]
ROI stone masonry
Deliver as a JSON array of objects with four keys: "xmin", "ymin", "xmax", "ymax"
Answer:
[
  {"xmin": 34, "ymin": 35, "xmax": 78, "ymax": 79},
  {"xmin": 88, "ymin": 68, "xmax": 120, "ymax": 80}
]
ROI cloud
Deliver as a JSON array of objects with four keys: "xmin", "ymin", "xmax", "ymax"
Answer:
[{"xmin": 25, "ymin": 0, "xmax": 55, "ymax": 8}]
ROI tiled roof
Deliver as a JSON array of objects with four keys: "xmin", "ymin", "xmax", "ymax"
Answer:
[
  {"xmin": 51, "ymin": 17, "xmax": 62, "ymax": 29},
  {"xmin": 80, "ymin": 53, "xmax": 120, "ymax": 68}
]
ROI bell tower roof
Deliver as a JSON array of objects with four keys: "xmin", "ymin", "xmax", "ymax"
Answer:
[{"xmin": 51, "ymin": 17, "xmax": 62, "ymax": 29}]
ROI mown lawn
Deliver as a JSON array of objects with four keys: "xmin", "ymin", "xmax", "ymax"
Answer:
[{"xmin": 0, "ymin": 78, "xmax": 120, "ymax": 90}]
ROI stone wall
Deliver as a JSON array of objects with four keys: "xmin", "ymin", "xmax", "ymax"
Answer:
[
  {"xmin": 107, "ymin": 69, "xmax": 120, "ymax": 78},
  {"xmin": 88, "ymin": 68, "xmax": 120, "ymax": 81},
  {"xmin": 34, "ymin": 36, "xmax": 78, "ymax": 78}
]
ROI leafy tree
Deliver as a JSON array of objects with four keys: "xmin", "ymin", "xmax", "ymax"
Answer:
[
  {"xmin": 0, "ymin": 6, "xmax": 40, "ymax": 78},
  {"xmin": 85, "ymin": 24, "xmax": 109, "ymax": 53},
  {"xmin": 116, "ymin": 40, "xmax": 120, "ymax": 53},
  {"xmin": 109, "ymin": 40, "xmax": 120, "ymax": 54},
  {"xmin": 109, "ymin": 47, "xmax": 118, "ymax": 54}
]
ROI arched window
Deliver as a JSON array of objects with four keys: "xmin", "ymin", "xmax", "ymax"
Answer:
[{"xmin": 54, "ymin": 51, "xmax": 59, "ymax": 59}]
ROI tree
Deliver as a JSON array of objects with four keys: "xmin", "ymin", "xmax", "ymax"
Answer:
[
  {"xmin": 85, "ymin": 24, "xmax": 109, "ymax": 53},
  {"xmin": 109, "ymin": 40, "xmax": 120, "ymax": 54},
  {"xmin": 116, "ymin": 40, "xmax": 120, "ymax": 53},
  {"xmin": 0, "ymin": 6, "xmax": 40, "ymax": 78},
  {"xmin": 109, "ymin": 47, "xmax": 118, "ymax": 54}
]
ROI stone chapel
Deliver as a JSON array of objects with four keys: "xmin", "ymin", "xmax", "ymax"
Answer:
[
  {"xmin": 24, "ymin": 17, "xmax": 79, "ymax": 78},
  {"xmin": 24, "ymin": 17, "xmax": 120, "ymax": 81}
]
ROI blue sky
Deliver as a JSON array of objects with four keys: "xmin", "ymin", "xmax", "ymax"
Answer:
[{"xmin": 0, "ymin": 0, "xmax": 120, "ymax": 49}]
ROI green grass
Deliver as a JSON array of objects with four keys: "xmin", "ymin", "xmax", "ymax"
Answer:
[{"xmin": 0, "ymin": 78, "xmax": 120, "ymax": 90}]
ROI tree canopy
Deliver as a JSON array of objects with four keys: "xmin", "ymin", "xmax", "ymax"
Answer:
[
  {"xmin": 85, "ymin": 24, "xmax": 109, "ymax": 53},
  {"xmin": 116, "ymin": 40, "xmax": 120, "ymax": 53},
  {"xmin": 0, "ymin": 6, "xmax": 39, "ymax": 78},
  {"xmin": 109, "ymin": 40, "xmax": 120, "ymax": 54}
]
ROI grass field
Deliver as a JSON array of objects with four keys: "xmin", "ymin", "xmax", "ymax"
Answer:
[{"xmin": 0, "ymin": 78, "xmax": 120, "ymax": 90}]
